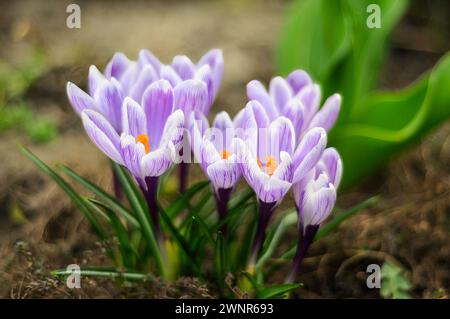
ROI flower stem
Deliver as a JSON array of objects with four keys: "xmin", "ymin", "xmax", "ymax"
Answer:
[
  {"xmin": 286, "ymin": 224, "xmax": 319, "ymax": 283},
  {"xmin": 249, "ymin": 200, "xmax": 277, "ymax": 267},
  {"xmin": 140, "ymin": 176, "xmax": 162, "ymax": 243},
  {"xmin": 179, "ymin": 161, "xmax": 188, "ymax": 193},
  {"xmin": 214, "ymin": 187, "xmax": 233, "ymax": 234}
]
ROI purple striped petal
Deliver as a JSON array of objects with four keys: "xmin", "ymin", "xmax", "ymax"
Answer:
[
  {"xmin": 104, "ymin": 52, "xmax": 131, "ymax": 81},
  {"xmin": 269, "ymin": 76, "xmax": 292, "ymax": 114},
  {"xmin": 159, "ymin": 109, "xmax": 185, "ymax": 151},
  {"xmin": 129, "ymin": 64, "xmax": 158, "ymax": 102},
  {"xmin": 160, "ymin": 65, "xmax": 182, "ymax": 87},
  {"xmin": 269, "ymin": 117, "xmax": 295, "ymax": 157},
  {"xmin": 120, "ymin": 134, "xmax": 146, "ymax": 178},
  {"xmin": 286, "ymin": 70, "xmax": 312, "ymax": 94},
  {"xmin": 138, "ymin": 49, "xmax": 162, "ymax": 73},
  {"xmin": 206, "ymin": 154, "xmax": 241, "ymax": 190},
  {"xmin": 189, "ymin": 111, "xmax": 209, "ymax": 167},
  {"xmin": 235, "ymin": 138, "xmax": 291, "ymax": 203},
  {"xmin": 296, "ymin": 84, "xmax": 321, "ymax": 125},
  {"xmin": 121, "ymin": 97, "xmax": 147, "ymax": 137},
  {"xmin": 271, "ymin": 151, "xmax": 294, "ymax": 182},
  {"xmin": 283, "ymin": 99, "xmax": 304, "ymax": 142},
  {"xmin": 212, "ymin": 111, "xmax": 234, "ymax": 152},
  {"xmin": 140, "ymin": 144, "xmax": 175, "ymax": 177},
  {"xmin": 292, "ymin": 127, "xmax": 327, "ymax": 182},
  {"xmin": 142, "ymin": 79, "xmax": 174, "ymax": 149},
  {"xmin": 172, "ymin": 55, "xmax": 195, "ymax": 80},
  {"xmin": 81, "ymin": 110, "xmax": 122, "ymax": 164},
  {"xmin": 301, "ymin": 177, "xmax": 336, "ymax": 227},
  {"xmin": 197, "ymin": 49, "xmax": 223, "ymax": 98},
  {"xmin": 88, "ymin": 65, "xmax": 105, "ymax": 96},
  {"xmin": 308, "ymin": 94, "xmax": 341, "ymax": 131},
  {"xmin": 174, "ymin": 79, "xmax": 208, "ymax": 117},
  {"xmin": 194, "ymin": 65, "xmax": 214, "ymax": 111},
  {"xmin": 247, "ymin": 80, "xmax": 278, "ymax": 120},
  {"xmin": 93, "ymin": 78, "xmax": 124, "ymax": 131},
  {"xmin": 320, "ymin": 147, "xmax": 342, "ymax": 189},
  {"xmin": 67, "ymin": 82, "xmax": 96, "ymax": 115}
]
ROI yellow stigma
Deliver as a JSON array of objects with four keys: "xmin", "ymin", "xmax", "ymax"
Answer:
[
  {"xmin": 257, "ymin": 155, "xmax": 277, "ymax": 176},
  {"xmin": 136, "ymin": 134, "xmax": 150, "ymax": 154},
  {"xmin": 221, "ymin": 150, "xmax": 231, "ymax": 160}
]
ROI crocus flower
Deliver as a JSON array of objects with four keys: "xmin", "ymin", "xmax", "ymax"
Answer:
[
  {"xmin": 234, "ymin": 101, "xmax": 327, "ymax": 263},
  {"xmin": 240, "ymin": 70, "xmax": 341, "ymax": 141},
  {"xmin": 189, "ymin": 111, "xmax": 241, "ymax": 226},
  {"xmin": 67, "ymin": 50, "xmax": 219, "ymax": 194},
  {"xmin": 67, "ymin": 49, "xmax": 222, "ymax": 132},
  {"xmin": 80, "ymin": 79, "xmax": 185, "ymax": 237},
  {"xmin": 287, "ymin": 147, "xmax": 342, "ymax": 282}
]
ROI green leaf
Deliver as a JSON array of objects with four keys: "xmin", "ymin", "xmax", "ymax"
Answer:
[
  {"xmin": 52, "ymin": 268, "xmax": 152, "ymax": 282},
  {"xmin": 277, "ymin": 0, "xmax": 351, "ymax": 81},
  {"xmin": 21, "ymin": 148, "xmax": 108, "ymax": 242},
  {"xmin": 111, "ymin": 163, "xmax": 165, "ymax": 277},
  {"xmin": 87, "ymin": 199, "xmax": 138, "ymax": 269},
  {"xmin": 59, "ymin": 164, "xmax": 139, "ymax": 228},
  {"xmin": 256, "ymin": 283, "xmax": 302, "ymax": 299},
  {"xmin": 166, "ymin": 180, "xmax": 210, "ymax": 218},
  {"xmin": 158, "ymin": 203, "xmax": 202, "ymax": 277},
  {"xmin": 256, "ymin": 210, "xmax": 297, "ymax": 270},
  {"xmin": 380, "ymin": 262, "xmax": 412, "ymax": 299},
  {"xmin": 334, "ymin": 53, "xmax": 450, "ymax": 187},
  {"xmin": 214, "ymin": 232, "xmax": 229, "ymax": 285}
]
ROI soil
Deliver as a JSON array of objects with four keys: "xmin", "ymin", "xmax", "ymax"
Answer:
[{"xmin": 0, "ymin": 0, "xmax": 448, "ymax": 298}]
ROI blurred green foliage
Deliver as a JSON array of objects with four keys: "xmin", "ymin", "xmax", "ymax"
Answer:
[
  {"xmin": 381, "ymin": 262, "xmax": 412, "ymax": 299},
  {"xmin": 277, "ymin": 0, "xmax": 450, "ymax": 188},
  {"xmin": 0, "ymin": 51, "xmax": 57, "ymax": 143}
]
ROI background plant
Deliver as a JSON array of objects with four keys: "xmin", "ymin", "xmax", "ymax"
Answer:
[
  {"xmin": 0, "ymin": 50, "xmax": 57, "ymax": 143},
  {"xmin": 277, "ymin": 0, "xmax": 450, "ymax": 188}
]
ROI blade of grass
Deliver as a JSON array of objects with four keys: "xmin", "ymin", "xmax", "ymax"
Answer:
[
  {"xmin": 158, "ymin": 203, "xmax": 203, "ymax": 277},
  {"xmin": 166, "ymin": 180, "xmax": 210, "ymax": 218},
  {"xmin": 59, "ymin": 164, "xmax": 139, "ymax": 228},
  {"xmin": 87, "ymin": 199, "xmax": 139, "ymax": 269},
  {"xmin": 51, "ymin": 268, "xmax": 152, "ymax": 281},
  {"xmin": 112, "ymin": 163, "xmax": 165, "ymax": 277},
  {"xmin": 21, "ymin": 148, "xmax": 108, "ymax": 242}
]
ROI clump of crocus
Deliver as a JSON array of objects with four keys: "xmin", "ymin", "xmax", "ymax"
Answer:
[
  {"xmin": 287, "ymin": 147, "xmax": 342, "ymax": 283},
  {"xmin": 234, "ymin": 100, "xmax": 328, "ymax": 266},
  {"xmin": 189, "ymin": 110, "xmax": 241, "ymax": 229},
  {"xmin": 67, "ymin": 49, "xmax": 224, "ymax": 193},
  {"xmin": 81, "ymin": 80, "xmax": 185, "ymax": 239}
]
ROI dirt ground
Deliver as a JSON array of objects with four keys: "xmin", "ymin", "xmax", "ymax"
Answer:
[{"xmin": 0, "ymin": 0, "xmax": 448, "ymax": 298}]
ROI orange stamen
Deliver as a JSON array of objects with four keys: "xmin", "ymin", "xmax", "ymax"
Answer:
[
  {"xmin": 257, "ymin": 155, "xmax": 277, "ymax": 176},
  {"xmin": 136, "ymin": 134, "xmax": 150, "ymax": 154},
  {"xmin": 221, "ymin": 150, "xmax": 231, "ymax": 160}
]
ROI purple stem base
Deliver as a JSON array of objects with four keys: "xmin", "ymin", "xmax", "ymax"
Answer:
[
  {"xmin": 286, "ymin": 224, "xmax": 319, "ymax": 283},
  {"xmin": 250, "ymin": 200, "xmax": 277, "ymax": 264},
  {"xmin": 139, "ymin": 176, "xmax": 162, "ymax": 240},
  {"xmin": 214, "ymin": 187, "xmax": 233, "ymax": 234}
]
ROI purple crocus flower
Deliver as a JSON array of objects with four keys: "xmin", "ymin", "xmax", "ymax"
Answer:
[
  {"xmin": 67, "ymin": 49, "xmax": 222, "ymax": 132},
  {"xmin": 67, "ymin": 49, "xmax": 221, "ymax": 194},
  {"xmin": 234, "ymin": 101, "xmax": 327, "ymax": 263},
  {"xmin": 287, "ymin": 147, "xmax": 342, "ymax": 282},
  {"xmin": 189, "ymin": 111, "xmax": 241, "ymax": 228},
  {"xmin": 242, "ymin": 70, "xmax": 341, "ymax": 141},
  {"xmin": 80, "ymin": 79, "xmax": 185, "ymax": 237}
]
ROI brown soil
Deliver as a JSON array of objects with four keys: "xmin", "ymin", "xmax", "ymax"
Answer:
[{"xmin": 0, "ymin": 0, "xmax": 448, "ymax": 298}]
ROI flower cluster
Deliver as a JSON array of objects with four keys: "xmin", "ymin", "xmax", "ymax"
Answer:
[{"xmin": 67, "ymin": 49, "xmax": 342, "ymax": 282}]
